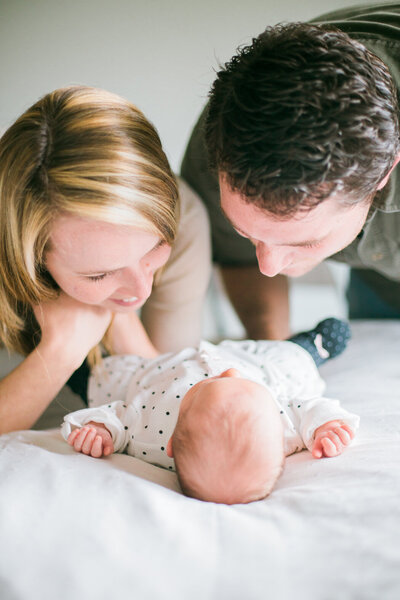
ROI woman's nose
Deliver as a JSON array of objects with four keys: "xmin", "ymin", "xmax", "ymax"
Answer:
[{"xmin": 118, "ymin": 266, "xmax": 154, "ymax": 298}]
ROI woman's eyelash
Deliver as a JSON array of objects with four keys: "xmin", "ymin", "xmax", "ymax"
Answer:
[{"xmin": 87, "ymin": 273, "xmax": 109, "ymax": 282}]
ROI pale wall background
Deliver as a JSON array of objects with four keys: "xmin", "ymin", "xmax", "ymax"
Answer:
[
  {"xmin": 0, "ymin": 0, "xmax": 384, "ymax": 170},
  {"xmin": 0, "ymin": 0, "xmax": 384, "ymax": 337}
]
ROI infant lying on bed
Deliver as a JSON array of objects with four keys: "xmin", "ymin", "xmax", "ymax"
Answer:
[{"xmin": 62, "ymin": 318, "xmax": 359, "ymax": 505}]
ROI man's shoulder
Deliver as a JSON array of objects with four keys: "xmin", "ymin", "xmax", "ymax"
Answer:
[
  {"xmin": 311, "ymin": 3, "xmax": 400, "ymax": 35},
  {"xmin": 311, "ymin": 3, "xmax": 400, "ymax": 65},
  {"xmin": 311, "ymin": 3, "xmax": 400, "ymax": 111}
]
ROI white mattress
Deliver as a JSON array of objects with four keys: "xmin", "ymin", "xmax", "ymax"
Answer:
[{"xmin": 0, "ymin": 321, "xmax": 399, "ymax": 600}]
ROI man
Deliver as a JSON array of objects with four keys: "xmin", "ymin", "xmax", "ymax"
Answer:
[{"xmin": 181, "ymin": 3, "xmax": 400, "ymax": 339}]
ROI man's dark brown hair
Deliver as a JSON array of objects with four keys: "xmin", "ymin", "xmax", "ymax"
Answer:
[{"xmin": 205, "ymin": 23, "xmax": 400, "ymax": 215}]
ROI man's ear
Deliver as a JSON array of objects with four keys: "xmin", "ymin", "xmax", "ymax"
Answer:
[
  {"xmin": 377, "ymin": 152, "xmax": 400, "ymax": 190},
  {"xmin": 166, "ymin": 436, "xmax": 174, "ymax": 458}
]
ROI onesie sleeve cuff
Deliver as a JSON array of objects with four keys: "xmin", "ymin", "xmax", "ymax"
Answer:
[
  {"xmin": 61, "ymin": 406, "xmax": 129, "ymax": 453},
  {"xmin": 301, "ymin": 399, "xmax": 360, "ymax": 452}
]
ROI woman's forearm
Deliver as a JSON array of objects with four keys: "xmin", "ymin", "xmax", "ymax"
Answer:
[{"xmin": 0, "ymin": 340, "xmax": 79, "ymax": 434}]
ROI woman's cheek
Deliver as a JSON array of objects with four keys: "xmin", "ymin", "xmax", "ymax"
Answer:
[{"xmin": 63, "ymin": 280, "xmax": 112, "ymax": 305}]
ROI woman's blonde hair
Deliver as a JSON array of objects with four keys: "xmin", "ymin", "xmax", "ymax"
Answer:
[{"xmin": 0, "ymin": 85, "xmax": 179, "ymax": 359}]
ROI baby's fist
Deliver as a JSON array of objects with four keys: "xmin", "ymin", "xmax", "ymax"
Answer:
[
  {"xmin": 312, "ymin": 420, "xmax": 354, "ymax": 459},
  {"xmin": 67, "ymin": 421, "xmax": 114, "ymax": 458}
]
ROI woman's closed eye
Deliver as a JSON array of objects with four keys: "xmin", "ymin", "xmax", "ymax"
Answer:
[
  {"xmin": 86, "ymin": 272, "xmax": 113, "ymax": 282},
  {"xmin": 84, "ymin": 241, "xmax": 166, "ymax": 282}
]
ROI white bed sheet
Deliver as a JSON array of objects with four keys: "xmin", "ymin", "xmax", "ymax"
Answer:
[{"xmin": 0, "ymin": 321, "xmax": 400, "ymax": 600}]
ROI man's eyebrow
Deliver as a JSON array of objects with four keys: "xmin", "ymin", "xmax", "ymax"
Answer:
[{"xmin": 220, "ymin": 205, "xmax": 326, "ymax": 247}]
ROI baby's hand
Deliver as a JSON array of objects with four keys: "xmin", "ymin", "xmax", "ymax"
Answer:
[
  {"xmin": 312, "ymin": 420, "xmax": 355, "ymax": 459},
  {"xmin": 67, "ymin": 422, "xmax": 114, "ymax": 458}
]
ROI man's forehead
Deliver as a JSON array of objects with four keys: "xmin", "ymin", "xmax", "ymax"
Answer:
[
  {"xmin": 220, "ymin": 198, "xmax": 335, "ymax": 243},
  {"xmin": 218, "ymin": 172, "xmax": 357, "ymax": 216},
  {"xmin": 219, "ymin": 180, "xmax": 360, "ymax": 234}
]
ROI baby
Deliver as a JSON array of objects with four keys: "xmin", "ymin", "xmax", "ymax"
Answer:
[
  {"xmin": 62, "ymin": 319, "xmax": 357, "ymax": 503},
  {"xmin": 62, "ymin": 319, "xmax": 359, "ymax": 504}
]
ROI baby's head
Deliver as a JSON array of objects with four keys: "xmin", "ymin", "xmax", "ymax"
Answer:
[{"xmin": 167, "ymin": 369, "xmax": 284, "ymax": 504}]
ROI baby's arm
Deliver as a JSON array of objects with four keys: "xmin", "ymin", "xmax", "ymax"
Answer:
[
  {"xmin": 67, "ymin": 422, "xmax": 114, "ymax": 458},
  {"xmin": 311, "ymin": 420, "xmax": 355, "ymax": 459},
  {"xmin": 294, "ymin": 396, "xmax": 359, "ymax": 458},
  {"xmin": 61, "ymin": 401, "xmax": 135, "ymax": 454},
  {"xmin": 270, "ymin": 343, "xmax": 359, "ymax": 457}
]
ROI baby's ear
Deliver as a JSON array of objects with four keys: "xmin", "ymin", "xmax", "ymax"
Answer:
[{"xmin": 166, "ymin": 437, "xmax": 174, "ymax": 458}]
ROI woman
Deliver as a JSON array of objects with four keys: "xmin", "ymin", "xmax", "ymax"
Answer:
[{"xmin": 0, "ymin": 86, "xmax": 211, "ymax": 433}]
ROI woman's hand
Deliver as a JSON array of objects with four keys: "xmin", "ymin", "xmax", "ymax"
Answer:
[
  {"xmin": 33, "ymin": 293, "xmax": 112, "ymax": 370},
  {"xmin": 0, "ymin": 296, "xmax": 111, "ymax": 434}
]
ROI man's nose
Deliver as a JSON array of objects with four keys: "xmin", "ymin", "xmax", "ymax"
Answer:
[{"xmin": 256, "ymin": 243, "xmax": 291, "ymax": 277}]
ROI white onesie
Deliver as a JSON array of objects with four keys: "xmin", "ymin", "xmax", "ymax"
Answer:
[{"xmin": 61, "ymin": 340, "xmax": 359, "ymax": 470}]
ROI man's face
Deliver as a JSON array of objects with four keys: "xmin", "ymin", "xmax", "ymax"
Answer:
[{"xmin": 219, "ymin": 175, "xmax": 371, "ymax": 277}]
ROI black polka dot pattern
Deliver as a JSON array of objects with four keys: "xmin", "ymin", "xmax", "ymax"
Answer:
[
  {"xmin": 83, "ymin": 338, "xmax": 345, "ymax": 474},
  {"xmin": 289, "ymin": 318, "xmax": 351, "ymax": 367}
]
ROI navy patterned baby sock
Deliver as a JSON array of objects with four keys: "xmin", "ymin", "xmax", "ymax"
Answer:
[{"xmin": 289, "ymin": 318, "xmax": 351, "ymax": 367}]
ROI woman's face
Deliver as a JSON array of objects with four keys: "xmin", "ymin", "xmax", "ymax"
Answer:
[{"xmin": 45, "ymin": 214, "xmax": 171, "ymax": 311}]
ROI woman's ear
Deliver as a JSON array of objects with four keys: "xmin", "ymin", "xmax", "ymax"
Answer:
[
  {"xmin": 377, "ymin": 152, "xmax": 400, "ymax": 190},
  {"xmin": 166, "ymin": 436, "xmax": 174, "ymax": 458}
]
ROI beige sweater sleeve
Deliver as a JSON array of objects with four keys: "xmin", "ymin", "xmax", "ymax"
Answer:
[{"xmin": 140, "ymin": 177, "xmax": 212, "ymax": 352}]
